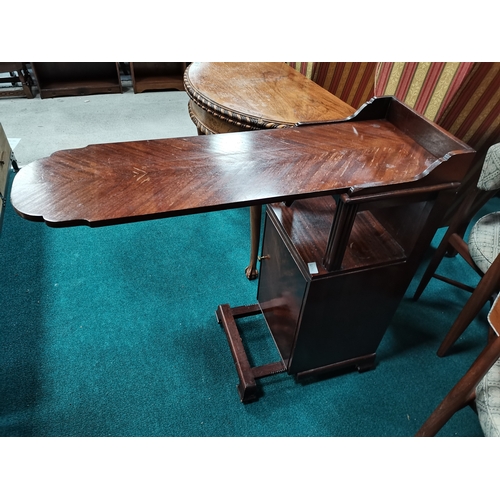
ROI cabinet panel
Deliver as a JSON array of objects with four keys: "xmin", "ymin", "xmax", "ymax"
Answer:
[
  {"xmin": 31, "ymin": 63, "xmax": 122, "ymax": 99},
  {"xmin": 258, "ymin": 195, "xmax": 437, "ymax": 376},
  {"xmin": 258, "ymin": 212, "xmax": 308, "ymax": 365},
  {"xmin": 130, "ymin": 62, "xmax": 188, "ymax": 93},
  {"xmin": 288, "ymin": 263, "xmax": 407, "ymax": 374}
]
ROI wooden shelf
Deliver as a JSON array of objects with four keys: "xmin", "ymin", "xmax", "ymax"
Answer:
[
  {"xmin": 31, "ymin": 63, "xmax": 122, "ymax": 99},
  {"xmin": 268, "ymin": 197, "xmax": 407, "ymax": 277},
  {"xmin": 130, "ymin": 63, "xmax": 188, "ymax": 93}
]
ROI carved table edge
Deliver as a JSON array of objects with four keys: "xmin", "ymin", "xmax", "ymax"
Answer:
[{"xmin": 183, "ymin": 73, "xmax": 295, "ymax": 131}]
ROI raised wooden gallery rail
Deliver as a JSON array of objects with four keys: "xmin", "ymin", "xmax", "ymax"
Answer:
[{"xmin": 10, "ymin": 97, "xmax": 476, "ymax": 402}]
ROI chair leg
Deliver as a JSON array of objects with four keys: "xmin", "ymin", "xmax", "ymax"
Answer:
[
  {"xmin": 444, "ymin": 221, "xmax": 470, "ymax": 257},
  {"xmin": 414, "ymin": 193, "xmax": 476, "ymax": 301},
  {"xmin": 415, "ymin": 389, "xmax": 475, "ymax": 437},
  {"xmin": 413, "ymin": 227, "xmax": 457, "ymax": 300},
  {"xmin": 437, "ymin": 256, "xmax": 500, "ymax": 357},
  {"xmin": 416, "ymin": 335, "xmax": 500, "ymax": 436}
]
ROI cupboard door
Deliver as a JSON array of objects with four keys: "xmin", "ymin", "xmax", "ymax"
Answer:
[{"xmin": 257, "ymin": 212, "xmax": 308, "ymax": 367}]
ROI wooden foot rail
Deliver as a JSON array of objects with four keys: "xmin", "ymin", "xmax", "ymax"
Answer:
[{"xmin": 216, "ymin": 303, "xmax": 286, "ymax": 403}]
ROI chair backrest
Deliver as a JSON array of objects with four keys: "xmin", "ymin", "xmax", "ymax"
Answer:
[{"xmin": 477, "ymin": 143, "xmax": 500, "ymax": 191}]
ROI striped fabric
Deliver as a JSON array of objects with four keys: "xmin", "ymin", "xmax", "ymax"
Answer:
[
  {"xmin": 312, "ymin": 62, "xmax": 376, "ymax": 110},
  {"xmin": 288, "ymin": 62, "xmax": 500, "ymax": 166},
  {"xmin": 375, "ymin": 62, "xmax": 475, "ymax": 121},
  {"xmin": 287, "ymin": 62, "xmax": 376, "ymax": 109},
  {"xmin": 375, "ymin": 62, "xmax": 500, "ymax": 226},
  {"xmin": 438, "ymin": 63, "xmax": 500, "ymax": 158},
  {"xmin": 375, "ymin": 62, "xmax": 500, "ymax": 160},
  {"xmin": 287, "ymin": 62, "xmax": 316, "ymax": 80}
]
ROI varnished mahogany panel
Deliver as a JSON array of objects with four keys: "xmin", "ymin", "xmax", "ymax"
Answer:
[
  {"xmin": 11, "ymin": 98, "xmax": 474, "ymax": 228},
  {"xmin": 269, "ymin": 197, "xmax": 407, "ymax": 276},
  {"xmin": 257, "ymin": 204, "xmax": 412, "ymax": 375},
  {"xmin": 184, "ymin": 62, "xmax": 355, "ymax": 130}
]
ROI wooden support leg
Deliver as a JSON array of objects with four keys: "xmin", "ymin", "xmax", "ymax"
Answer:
[
  {"xmin": 18, "ymin": 67, "xmax": 34, "ymax": 99},
  {"xmin": 416, "ymin": 336, "xmax": 500, "ymax": 436},
  {"xmin": 10, "ymin": 152, "xmax": 19, "ymax": 172},
  {"xmin": 437, "ymin": 255, "xmax": 500, "ymax": 357},
  {"xmin": 216, "ymin": 304, "xmax": 261, "ymax": 402},
  {"xmin": 413, "ymin": 193, "xmax": 476, "ymax": 301},
  {"xmin": 413, "ymin": 225, "xmax": 458, "ymax": 301},
  {"xmin": 245, "ymin": 205, "xmax": 262, "ymax": 280},
  {"xmin": 216, "ymin": 303, "xmax": 286, "ymax": 403}
]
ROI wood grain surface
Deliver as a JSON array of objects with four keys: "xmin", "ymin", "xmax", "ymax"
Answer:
[
  {"xmin": 11, "ymin": 98, "xmax": 475, "ymax": 227},
  {"xmin": 184, "ymin": 62, "xmax": 355, "ymax": 130}
]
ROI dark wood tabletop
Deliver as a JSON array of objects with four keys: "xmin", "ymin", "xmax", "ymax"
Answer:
[{"xmin": 11, "ymin": 97, "xmax": 475, "ymax": 228}]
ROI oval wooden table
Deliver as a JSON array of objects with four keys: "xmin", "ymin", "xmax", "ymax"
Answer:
[{"xmin": 184, "ymin": 62, "xmax": 355, "ymax": 279}]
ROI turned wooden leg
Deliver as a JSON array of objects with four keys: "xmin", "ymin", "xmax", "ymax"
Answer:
[
  {"xmin": 437, "ymin": 255, "xmax": 500, "ymax": 357},
  {"xmin": 245, "ymin": 205, "xmax": 262, "ymax": 280},
  {"xmin": 414, "ymin": 196, "xmax": 474, "ymax": 300},
  {"xmin": 416, "ymin": 336, "xmax": 500, "ymax": 436},
  {"xmin": 413, "ymin": 225, "xmax": 459, "ymax": 301}
]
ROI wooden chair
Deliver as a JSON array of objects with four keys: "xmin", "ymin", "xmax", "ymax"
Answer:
[
  {"xmin": 413, "ymin": 144, "xmax": 500, "ymax": 357},
  {"xmin": 416, "ymin": 293, "xmax": 500, "ymax": 436}
]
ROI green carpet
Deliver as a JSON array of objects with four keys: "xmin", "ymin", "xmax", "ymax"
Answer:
[{"xmin": 1, "ymin": 168, "xmax": 494, "ymax": 437}]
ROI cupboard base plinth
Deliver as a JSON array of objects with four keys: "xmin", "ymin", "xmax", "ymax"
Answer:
[{"xmin": 295, "ymin": 354, "xmax": 377, "ymax": 381}]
